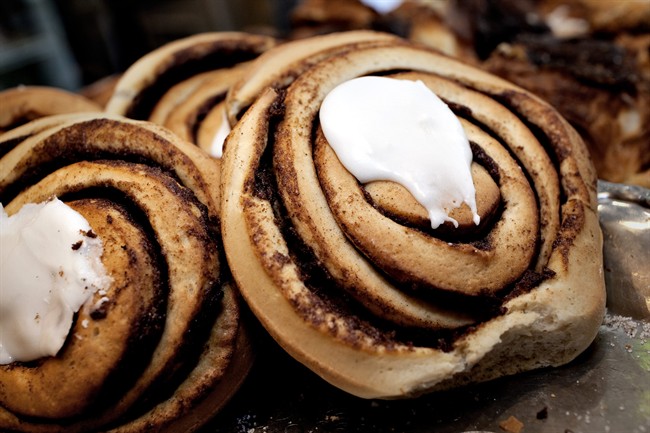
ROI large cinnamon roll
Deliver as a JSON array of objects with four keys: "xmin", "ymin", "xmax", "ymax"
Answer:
[
  {"xmin": 105, "ymin": 32, "xmax": 277, "ymax": 157},
  {"xmin": 0, "ymin": 114, "xmax": 252, "ymax": 432},
  {"xmin": 220, "ymin": 38, "xmax": 606, "ymax": 398}
]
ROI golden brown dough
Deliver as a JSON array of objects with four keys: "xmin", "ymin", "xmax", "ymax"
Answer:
[
  {"xmin": 0, "ymin": 86, "xmax": 102, "ymax": 134},
  {"xmin": 220, "ymin": 37, "xmax": 605, "ymax": 398},
  {"xmin": 106, "ymin": 32, "xmax": 277, "ymax": 157}
]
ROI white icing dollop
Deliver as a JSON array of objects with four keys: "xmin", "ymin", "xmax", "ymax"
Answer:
[
  {"xmin": 0, "ymin": 198, "xmax": 111, "ymax": 364},
  {"xmin": 209, "ymin": 109, "xmax": 231, "ymax": 158},
  {"xmin": 319, "ymin": 76, "xmax": 479, "ymax": 229},
  {"xmin": 360, "ymin": 0, "xmax": 403, "ymax": 14}
]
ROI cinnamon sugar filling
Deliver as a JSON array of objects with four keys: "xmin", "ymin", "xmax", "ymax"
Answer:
[
  {"xmin": 252, "ymin": 144, "xmax": 484, "ymax": 351},
  {"xmin": 249, "ymin": 106, "xmax": 556, "ymax": 351}
]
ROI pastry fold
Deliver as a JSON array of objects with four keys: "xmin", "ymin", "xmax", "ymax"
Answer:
[
  {"xmin": 0, "ymin": 114, "xmax": 251, "ymax": 432},
  {"xmin": 0, "ymin": 86, "xmax": 101, "ymax": 135},
  {"xmin": 220, "ymin": 38, "xmax": 606, "ymax": 398},
  {"xmin": 225, "ymin": 30, "xmax": 399, "ymax": 124},
  {"xmin": 105, "ymin": 32, "xmax": 277, "ymax": 156}
]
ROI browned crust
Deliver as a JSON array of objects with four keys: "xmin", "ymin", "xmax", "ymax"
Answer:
[
  {"xmin": 0, "ymin": 86, "xmax": 101, "ymax": 134},
  {"xmin": 106, "ymin": 32, "xmax": 277, "ymax": 120}
]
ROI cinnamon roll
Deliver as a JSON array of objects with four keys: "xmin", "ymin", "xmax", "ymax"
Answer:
[
  {"xmin": 0, "ymin": 86, "xmax": 102, "ymax": 135},
  {"xmin": 0, "ymin": 114, "xmax": 252, "ymax": 432},
  {"xmin": 105, "ymin": 32, "xmax": 277, "ymax": 157},
  {"xmin": 220, "ymin": 39, "xmax": 606, "ymax": 398}
]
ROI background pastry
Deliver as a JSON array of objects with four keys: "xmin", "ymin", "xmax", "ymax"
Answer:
[
  {"xmin": 105, "ymin": 32, "xmax": 277, "ymax": 158},
  {"xmin": 224, "ymin": 29, "xmax": 399, "ymax": 124},
  {"xmin": 0, "ymin": 86, "xmax": 102, "ymax": 134},
  {"xmin": 289, "ymin": 0, "xmax": 380, "ymax": 38},
  {"xmin": 79, "ymin": 74, "xmax": 122, "ymax": 108}
]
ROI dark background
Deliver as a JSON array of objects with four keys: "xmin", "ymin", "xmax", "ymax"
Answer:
[{"xmin": 0, "ymin": 0, "xmax": 298, "ymax": 91}]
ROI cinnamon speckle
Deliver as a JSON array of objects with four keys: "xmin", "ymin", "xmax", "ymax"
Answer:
[{"xmin": 84, "ymin": 229, "xmax": 97, "ymax": 238}]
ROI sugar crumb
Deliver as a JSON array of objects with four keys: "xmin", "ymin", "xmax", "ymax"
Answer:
[{"xmin": 499, "ymin": 415, "xmax": 524, "ymax": 433}]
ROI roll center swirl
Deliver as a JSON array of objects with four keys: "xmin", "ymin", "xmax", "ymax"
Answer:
[{"xmin": 363, "ymin": 164, "xmax": 500, "ymax": 233}]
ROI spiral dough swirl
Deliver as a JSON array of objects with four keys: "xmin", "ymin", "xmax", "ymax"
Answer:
[
  {"xmin": 221, "ymin": 39, "xmax": 604, "ymax": 398},
  {"xmin": 0, "ymin": 114, "xmax": 251, "ymax": 432}
]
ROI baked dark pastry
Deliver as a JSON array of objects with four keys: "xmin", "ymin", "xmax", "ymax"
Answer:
[{"xmin": 481, "ymin": 33, "xmax": 650, "ymax": 188}]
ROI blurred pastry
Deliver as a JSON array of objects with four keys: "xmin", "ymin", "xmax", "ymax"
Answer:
[
  {"xmin": 106, "ymin": 32, "xmax": 277, "ymax": 158},
  {"xmin": 79, "ymin": 74, "xmax": 122, "ymax": 108},
  {"xmin": 538, "ymin": 0, "xmax": 650, "ymax": 35},
  {"xmin": 290, "ymin": 0, "xmax": 379, "ymax": 38},
  {"xmin": 0, "ymin": 86, "xmax": 101, "ymax": 134},
  {"xmin": 385, "ymin": 0, "xmax": 476, "ymax": 62}
]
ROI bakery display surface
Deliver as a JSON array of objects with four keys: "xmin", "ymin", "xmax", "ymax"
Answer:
[
  {"xmin": 1, "ymin": 0, "xmax": 649, "ymax": 431},
  {"xmin": 205, "ymin": 312, "xmax": 650, "ymax": 433}
]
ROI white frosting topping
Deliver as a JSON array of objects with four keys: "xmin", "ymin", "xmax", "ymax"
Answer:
[
  {"xmin": 319, "ymin": 76, "xmax": 479, "ymax": 229},
  {"xmin": 0, "ymin": 198, "xmax": 111, "ymax": 364},
  {"xmin": 209, "ymin": 109, "xmax": 231, "ymax": 158},
  {"xmin": 360, "ymin": 0, "xmax": 403, "ymax": 14}
]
